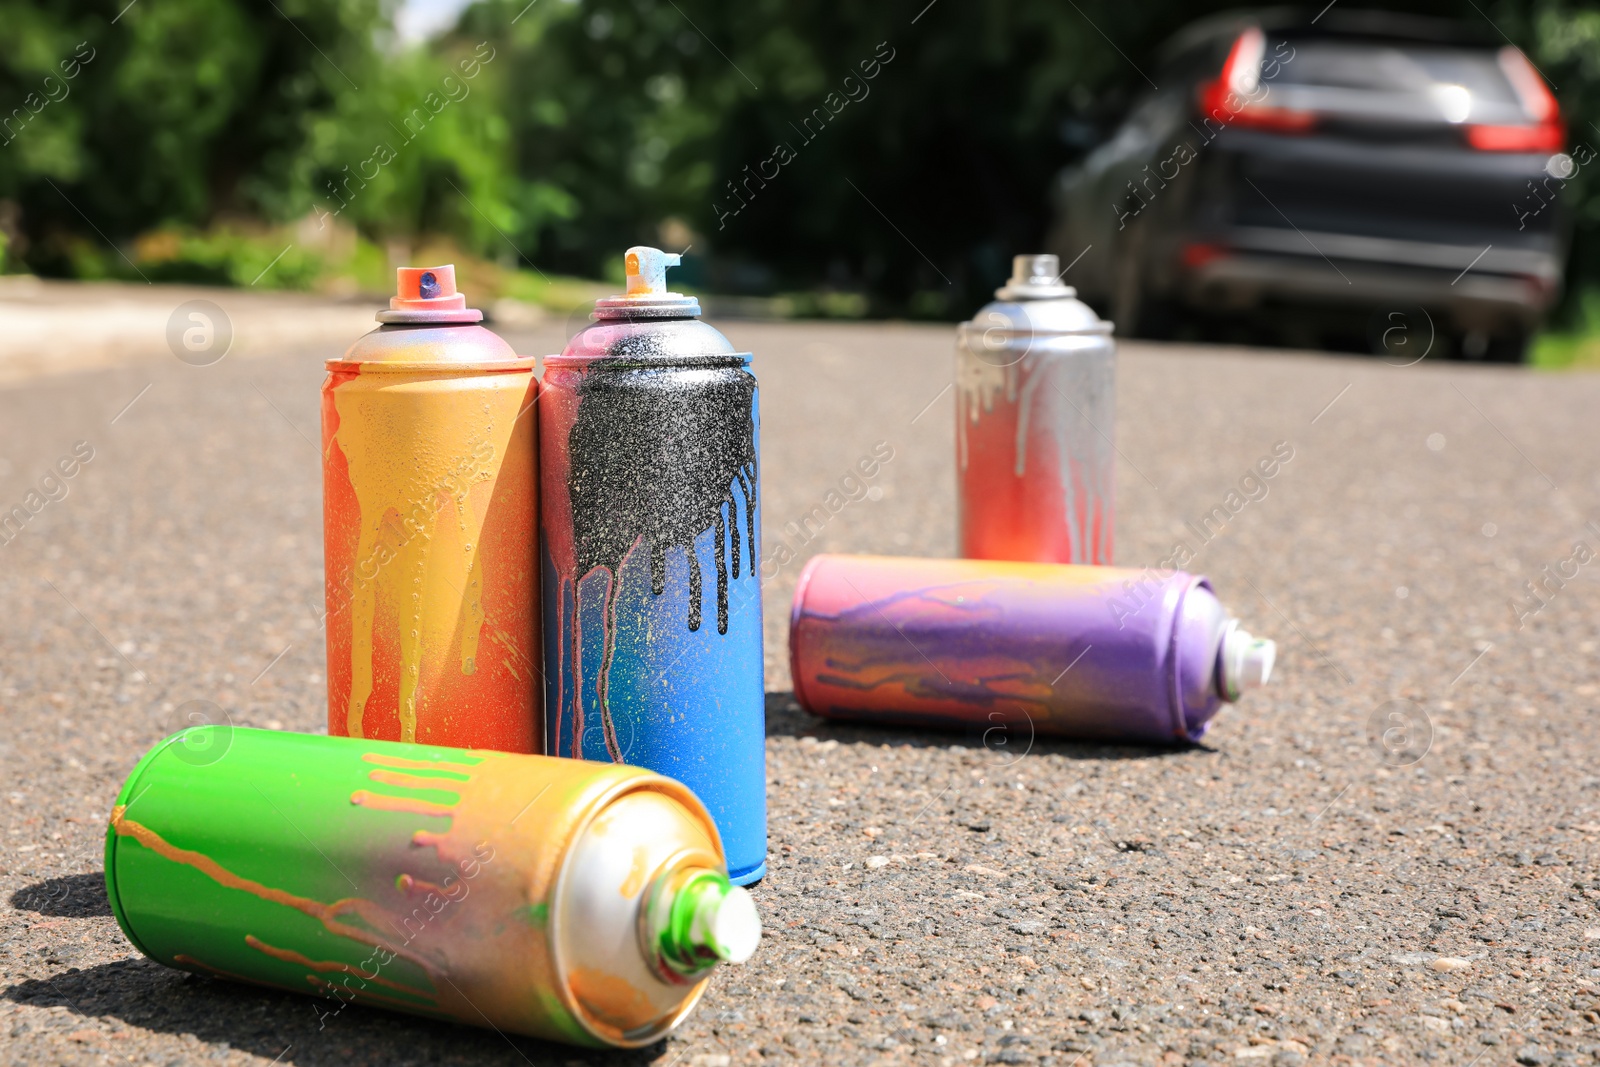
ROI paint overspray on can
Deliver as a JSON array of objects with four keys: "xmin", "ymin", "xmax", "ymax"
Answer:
[
  {"xmin": 958, "ymin": 254, "xmax": 1116, "ymax": 564},
  {"xmin": 105, "ymin": 727, "xmax": 760, "ymax": 1048},
  {"xmin": 789, "ymin": 554, "xmax": 1275, "ymax": 744},
  {"xmin": 323, "ymin": 266, "xmax": 541, "ymax": 751},
  {"xmin": 541, "ymin": 247, "xmax": 766, "ymax": 886}
]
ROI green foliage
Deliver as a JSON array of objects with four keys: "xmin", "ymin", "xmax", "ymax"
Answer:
[
  {"xmin": 0, "ymin": 0, "xmax": 563, "ymax": 276},
  {"xmin": 1531, "ymin": 288, "xmax": 1600, "ymax": 367},
  {"xmin": 5, "ymin": 0, "xmax": 1600, "ymax": 325},
  {"xmin": 130, "ymin": 227, "xmax": 324, "ymax": 289},
  {"xmin": 0, "ymin": 0, "xmax": 392, "ymax": 270}
]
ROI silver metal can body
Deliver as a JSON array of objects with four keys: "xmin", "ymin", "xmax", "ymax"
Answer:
[{"xmin": 956, "ymin": 254, "xmax": 1116, "ymax": 565}]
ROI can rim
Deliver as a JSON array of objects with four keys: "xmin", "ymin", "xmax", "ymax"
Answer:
[
  {"xmin": 1166, "ymin": 574, "xmax": 1217, "ymax": 743},
  {"xmin": 543, "ymin": 352, "xmax": 753, "ymax": 369},
  {"xmin": 323, "ymin": 358, "xmax": 539, "ymax": 373},
  {"xmin": 955, "ymin": 320, "xmax": 1115, "ymax": 340},
  {"xmin": 103, "ymin": 729, "xmax": 195, "ymax": 960},
  {"xmin": 548, "ymin": 773, "xmax": 726, "ymax": 1049},
  {"xmin": 787, "ymin": 554, "xmax": 827, "ymax": 716}
]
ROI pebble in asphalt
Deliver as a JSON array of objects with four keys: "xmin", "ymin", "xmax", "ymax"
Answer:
[{"xmin": 0, "ymin": 314, "xmax": 1598, "ymax": 1065}]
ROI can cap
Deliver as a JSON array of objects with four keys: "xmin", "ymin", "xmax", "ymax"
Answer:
[
  {"xmin": 376, "ymin": 264, "xmax": 484, "ymax": 324},
  {"xmin": 703, "ymin": 883, "xmax": 762, "ymax": 963},
  {"xmin": 593, "ymin": 245, "xmax": 702, "ymax": 320},
  {"xmin": 995, "ymin": 253, "xmax": 1078, "ymax": 301},
  {"xmin": 626, "ymin": 247, "xmax": 679, "ymax": 296},
  {"xmin": 652, "ymin": 869, "xmax": 761, "ymax": 976},
  {"xmin": 1220, "ymin": 624, "xmax": 1276, "ymax": 701}
]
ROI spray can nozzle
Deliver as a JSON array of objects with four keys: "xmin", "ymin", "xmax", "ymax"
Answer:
[
  {"xmin": 377, "ymin": 264, "xmax": 483, "ymax": 324},
  {"xmin": 1219, "ymin": 623, "xmax": 1276, "ymax": 702},
  {"xmin": 646, "ymin": 867, "xmax": 761, "ymax": 979},
  {"xmin": 593, "ymin": 246, "xmax": 701, "ymax": 320},
  {"xmin": 625, "ymin": 246, "xmax": 683, "ymax": 297},
  {"xmin": 996, "ymin": 252, "xmax": 1076, "ymax": 301}
]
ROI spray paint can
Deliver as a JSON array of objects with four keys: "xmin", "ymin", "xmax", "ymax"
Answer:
[
  {"xmin": 322, "ymin": 265, "xmax": 540, "ymax": 752},
  {"xmin": 957, "ymin": 253, "xmax": 1116, "ymax": 564},
  {"xmin": 789, "ymin": 554, "xmax": 1275, "ymax": 744},
  {"xmin": 541, "ymin": 247, "xmax": 765, "ymax": 886},
  {"xmin": 105, "ymin": 727, "xmax": 761, "ymax": 1048}
]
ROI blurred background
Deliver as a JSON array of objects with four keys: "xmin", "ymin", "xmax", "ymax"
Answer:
[{"xmin": 4, "ymin": 0, "xmax": 1600, "ymax": 364}]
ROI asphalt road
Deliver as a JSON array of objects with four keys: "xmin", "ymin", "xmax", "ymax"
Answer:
[{"xmin": 1, "ymin": 301, "xmax": 1599, "ymax": 1066}]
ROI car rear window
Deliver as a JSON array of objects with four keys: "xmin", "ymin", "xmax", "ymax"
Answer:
[{"xmin": 1267, "ymin": 39, "xmax": 1528, "ymax": 124}]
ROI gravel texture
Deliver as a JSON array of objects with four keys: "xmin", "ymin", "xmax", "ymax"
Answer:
[{"xmin": 1, "ymin": 306, "xmax": 1598, "ymax": 1066}]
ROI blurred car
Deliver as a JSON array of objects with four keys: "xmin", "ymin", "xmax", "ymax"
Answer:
[{"xmin": 1049, "ymin": 9, "xmax": 1571, "ymax": 361}]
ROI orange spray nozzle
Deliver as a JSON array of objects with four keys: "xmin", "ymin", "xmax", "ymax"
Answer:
[{"xmin": 392, "ymin": 265, "xmax": 468, "ymax": 312}]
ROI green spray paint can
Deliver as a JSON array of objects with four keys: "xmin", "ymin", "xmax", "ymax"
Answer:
[{"xmin": 104, "ymin": 727, "xmax": 760, "ymax": 1048}]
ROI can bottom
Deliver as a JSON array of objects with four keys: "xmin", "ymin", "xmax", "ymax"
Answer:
[{"xmin": 728, "ymin": 859, "xmax": 766, "ymax": 887}]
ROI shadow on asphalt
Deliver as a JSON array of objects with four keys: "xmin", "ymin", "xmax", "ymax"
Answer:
[
  {"xmin": 9, "ymin": 872, "xmax": 112, "ymax": 918},
  {"xmin": 3, "ymin": 960, "xmax": 671, "ymax": 1066},
  {"xmin": 764, "ymin": 690, "xmax": 1214, "ymax": 762}
]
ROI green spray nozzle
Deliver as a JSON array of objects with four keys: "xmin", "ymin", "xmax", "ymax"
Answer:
[{"xmin": 650, "ymin": 868, "xmax": 761, "ymax": 978}]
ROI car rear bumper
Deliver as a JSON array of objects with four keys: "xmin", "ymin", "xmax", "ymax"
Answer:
[{"xmin": 1173, "ymin": 226, "xmax": 1560, "ymax": 329}]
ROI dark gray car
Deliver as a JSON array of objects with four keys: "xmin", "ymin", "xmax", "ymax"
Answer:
[{"xmin": 1049, "ymin": 9, "xmax": 1571, "ymax": 361}]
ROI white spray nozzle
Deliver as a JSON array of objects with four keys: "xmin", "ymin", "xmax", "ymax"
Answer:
[
  {"xmin": 703, "ymin": 885, "xmax": 762, "ymax": 964},
  {"xmin": 625, "ymin": 246, "xmax": 682, "ymax": 296},
  {"xmin": 1221, "ymin": 625, "xmax": 1276, "ymax": 701}
]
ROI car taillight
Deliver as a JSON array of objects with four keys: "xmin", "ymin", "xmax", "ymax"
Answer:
[
  {"xmin": 1180, "ymin": 241, "xmax": 1231, "ymax": 271},
  {"xmin": 1197, "ymin": 27, "xmax": 1316, "ymax": 134},
  {"xmin": 1467, "ymin": 47, "xmax": 1563, "ymax": 152}
]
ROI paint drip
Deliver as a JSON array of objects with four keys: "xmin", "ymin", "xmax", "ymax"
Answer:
[
  {"xmin": 789, "ymin": 554, "xmax": 1276, "ymax": 744},
  {"xmin": 540, "ymin": 246, "xmax": 768, "ymax": 886},
  {"xmin": 322, "ymin": 264, "xmax": 540, "ymax": 753},
  {"xmin": 568, "ymin": 357, "xmax": 758, "ymax": 636},
  {"xmin": 955, "ymin": 254, "xmax": 1116, "ymax": 566},
  {"xmin": 104, "ymin": 727, "xmax": 757, "ymax": 1048}
]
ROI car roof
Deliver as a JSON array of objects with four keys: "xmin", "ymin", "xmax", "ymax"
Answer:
[{"xmin": 1156, "ymin": 6, "xmax": 1501, "ymax": 65}]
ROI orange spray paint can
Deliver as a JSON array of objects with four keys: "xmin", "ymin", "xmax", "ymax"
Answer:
[{"xmin": 322, "ymin": 266, "xmax": 541, "ymax": 750}]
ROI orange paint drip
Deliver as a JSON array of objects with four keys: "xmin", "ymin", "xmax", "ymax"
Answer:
[
  {"xmin": 411, "ymin": 829, "xmax": 448, "ymax": 851},
  {"xmin": 395, "ymin": 872, "xmax": 457, "ymax": 900},
  {"xmin": 619, "ymin": 845, "xmax": 653, "ymax": 898},
  {"xmin": 111, "ymin": 807, "xmax": 437, "ymax": 977},
  {"xmin": 174, "ymin": 953, "xmax": 308, "ymax": 995},
  {"xmin": 569, "ymin": 966, "xmax": 658, "ymax": 1030},
  {"xmin": 350, "ymin": 789, "xmax": 456, "ymax": 819},
  {"xmin": 245, "ymin": 935, "xmax": 435, "ymax": 1000},
  {"xmin": 365, "ymin": 769, "xmax": 467, "ymax": 795},
  {"xmin": 306, "ymin": 974, "xmax": 453, "ymax": 1016},
  {"xmin": 362, "ymin": 752, "xmax": 480, "ymax": 775}
]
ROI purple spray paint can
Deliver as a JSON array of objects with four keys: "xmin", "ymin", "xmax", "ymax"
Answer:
[{"xmin": 789, "ymin": 555, "xmax": 1274, "ymax": 744}]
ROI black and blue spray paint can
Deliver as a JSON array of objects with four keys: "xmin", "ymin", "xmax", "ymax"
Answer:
[{"xmin": 541, "ymin": 247, "xmax": 766, "ymax": 885}]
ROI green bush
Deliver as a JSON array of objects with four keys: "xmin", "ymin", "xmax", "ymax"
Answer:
[
  {"xmin": 129, "ymin": 228, "xmax": 323, "ymax": 289},
  {"xmin": 6, "ymin": 0, "xmax": 1600, "ymax": 326}
]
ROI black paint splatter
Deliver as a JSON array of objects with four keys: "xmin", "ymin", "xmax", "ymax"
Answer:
[{"xmin": 567, "ymin": 354, "xmax": 758, "ymax": 636}]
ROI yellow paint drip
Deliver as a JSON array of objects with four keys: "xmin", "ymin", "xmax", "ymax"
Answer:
[
  {"xmin": 333, "ymin": 374, "xmax": 524, "ymax": 741},
  {"xmin": 619, "ymin": 844, "xmax": 653, "ymax": 898}
]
